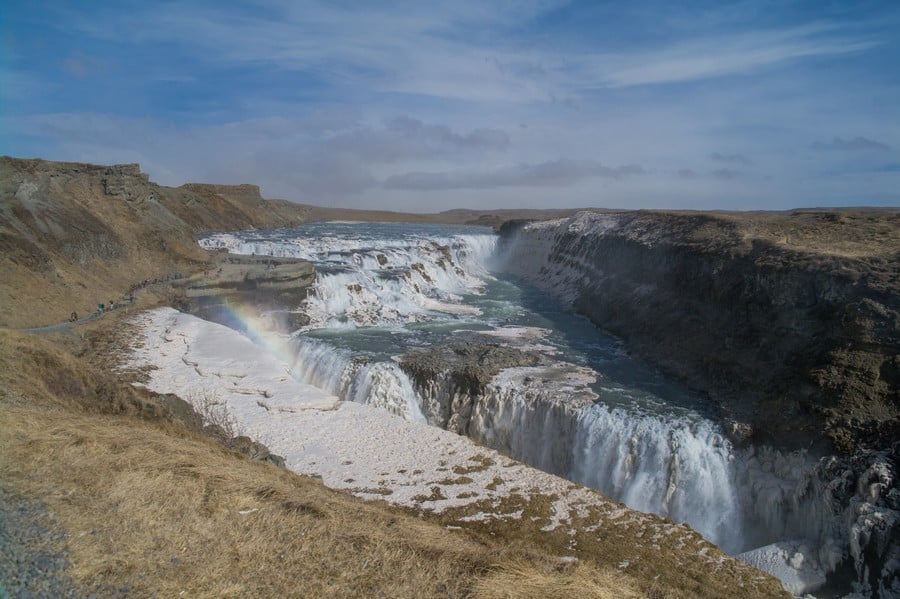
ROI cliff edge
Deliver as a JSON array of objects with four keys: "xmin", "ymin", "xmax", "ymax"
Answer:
[
  {"xmin": 0, "ymin": 157, "xmax": 309, "ymax": 328},
  {"xmin": 500, "ymin": 209, "xmax": 899, "ymax": 454}
]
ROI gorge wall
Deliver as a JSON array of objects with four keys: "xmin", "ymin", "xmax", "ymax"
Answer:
[
  {"xmin": 500, "ymin": 210, "xmax": 899, "ymax": 454},
  {"xmin": 498, "ymin": 210, "xmax": 899, "ymax": 595}
]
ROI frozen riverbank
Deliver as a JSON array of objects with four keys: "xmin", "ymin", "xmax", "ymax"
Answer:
[{"xmin": 122, "ymin": 307, "xmax": 786, "ymax": 596}]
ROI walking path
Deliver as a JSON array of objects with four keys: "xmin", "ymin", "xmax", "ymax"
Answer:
[{"xmin": 13, "ymin": 273, "xmax": 189, "ymax": 335}]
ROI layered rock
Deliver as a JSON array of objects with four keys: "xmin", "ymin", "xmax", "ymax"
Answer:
[
  {"xmin": 0, "ymin": 157, "xmax": 310, "ymax": 327},
  {"xmin": 498, "ymin": 209, "xmax": 899, "ymax": 596},
  {"xmin": 499, "ymin": 210, "xmax": 899, "ymax": 454},
  {"xmin": 183, "ymin": 256, "xmax": 314, "ymax": 304},
  {"xmin": 399, "ymin": 343, "xmax": 539, "ymax": 433}
]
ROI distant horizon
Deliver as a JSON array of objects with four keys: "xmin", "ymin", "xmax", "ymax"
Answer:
[
  {"xmin": 3, "ymin": 1, "xmax": 899, "ymax": 211},
  {"xmin": 6, "ymin": 152, "xmax": 899, "ymax": 215}
]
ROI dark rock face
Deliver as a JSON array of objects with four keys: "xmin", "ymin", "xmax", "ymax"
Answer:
[
  {"xmin": 501, "ymin": 210, "xmax": 899, "ymax": 454},
  {"xmin": 179, "ymin": 255, "xmax": 314, "ymax": 308},
  {"xmin": 399, "ymin": 343, "xmax": 539, "ymax": 434},
  {"xmin": 500, "ymin": 210, "xmax": 899, "ymax": 596}
]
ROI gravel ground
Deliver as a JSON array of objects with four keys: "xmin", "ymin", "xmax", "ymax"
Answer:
[{"xmin": 0, "ymin": 487, "xmax": 81, "ymax": 599}]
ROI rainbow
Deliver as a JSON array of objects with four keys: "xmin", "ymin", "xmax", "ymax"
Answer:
[{"xmin": 204, "ymin": 300, "xmax": 305, "ymax": 376}]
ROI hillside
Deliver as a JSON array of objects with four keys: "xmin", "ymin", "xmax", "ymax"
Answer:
[
  {"xmin": 0, "ymin": 157, "xmax": 315, "ymax": 328},
  {"xmin": 0, "ymin": 157, "xmax": 790, "ymax": 597}
]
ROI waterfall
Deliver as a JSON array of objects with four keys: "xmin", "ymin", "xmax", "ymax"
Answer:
[
  {"xmin": 289, "ymin": 337, "xmax": 424, "ymax": 422},
  {"xmin": 571, "ymin": 404, "xmax": 744, "ymax": 553},
  {"xmin": 200, "ymin": 222, "xmax": 898, "ymax": 596}
]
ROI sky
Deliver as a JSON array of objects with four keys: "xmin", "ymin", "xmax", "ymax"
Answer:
[{"xmin": 2, "ymin": 1, "xmax": 899, "ymax": 212}]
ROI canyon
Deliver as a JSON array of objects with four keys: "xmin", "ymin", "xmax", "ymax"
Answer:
[{"xmin": 2, "ymin": 157, "xmax": 897, "ymax": 597}]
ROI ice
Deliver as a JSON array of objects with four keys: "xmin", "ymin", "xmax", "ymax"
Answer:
[
  {"xmin": 738, "ymin": 541, "xmax": 827, "ymax": 596},
  {"xmin": 125, "ymin": 308, "xmax": 637, "ymax": 523}
]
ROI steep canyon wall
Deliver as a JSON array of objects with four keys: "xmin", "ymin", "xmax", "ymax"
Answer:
[
  {"xmin": 497, "ymin": 210, "xmax": 899, "ymax": 595},
  {"xmin": 500, "ymin": 210, "xmax": 899, "ymax": 454}
]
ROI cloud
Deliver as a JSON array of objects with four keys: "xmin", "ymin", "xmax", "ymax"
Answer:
[
  {"xmin": 711, "ymin": 168, "xmax": 741, "ymax": 179},
  {"xmin": 384, "ymin": 160, "xmax": 646, "ymax": 190},
  {"xmin": 320, "ymin": 117, "xmax": 509, "ymax": 167},
  {"xmin": 590, "ymin": 23, "xmax": 879, "ymax": 88},
  {"xmin": 383, "ymin": 116, "xmax": 509, "ymax": 151},
  {"xmin": 55, "ymin": 2, "xmax": 882, "ymax": 106},
  {"xmin": 11, "ymin": 111, "xmax": 513, "ymax": 198},
  {"xmin": 812, "ymin": 136, "xmax": 891, "ymax": 151},
  {"xmin": 710, "ymin": 152, "xmax": 752, "ymax": 165}
]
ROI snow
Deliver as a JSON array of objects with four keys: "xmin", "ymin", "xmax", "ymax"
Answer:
[
  {"xmin": 126, "ymin": 308, "xmax": 611, "ymax": 518},
  {"xmin": 738, "ymin": 541, "xmax": 827, "ymax": 596},
  {"xmin": 122, "ymin": 306, "xmax": 802, "ymax": 595}
]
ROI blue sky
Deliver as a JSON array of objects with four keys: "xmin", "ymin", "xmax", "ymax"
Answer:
[{"xmin": 2, "ymin": 1, "xmax": 898, "ymax": 211}]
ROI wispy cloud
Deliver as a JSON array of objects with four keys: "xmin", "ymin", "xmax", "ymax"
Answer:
[
  {"xmin": 588, "ymin": 24, "xmax": 879, "ymax": 88},
  {"xmin": 812, "ymin": 136, "xmax": 891, "ymax": 151},
  {"xmin": 710, "ymin": 152, "xmax": 752, "ymax": 165},
  {"xmin": 711, "ymin": 168, "xmax": 741, "ymax": 180},
  {"xmin": 3, "ymin": 1, "xmax": 898, "ymax": 211},
  {"xmin": 384, "ymin": 160, "xmax": 646, "ymax": 190},
  {"xmin": 61, "ymin": 52, "xmax": 109, "ymax": 78}
]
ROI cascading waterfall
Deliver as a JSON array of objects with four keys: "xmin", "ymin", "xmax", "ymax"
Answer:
[
  {"xmin": 288, "ymin": 337, "xmax": 424, "ymax": 422},
  {"xmin": 200, "ymin": 221, "xmax": 894, "ymax": 596},
  {"xmin": 571, "ymin": 405, "xmax": 744, "ymax": 553},
  {"xmin": 202, "ymin": 224, "xmax": 498, "ymax": 329},
  {"xmin": 288, "ymin": 337, "xmax": 353, "ymax": 394}
]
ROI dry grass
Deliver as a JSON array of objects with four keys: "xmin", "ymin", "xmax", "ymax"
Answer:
[
  {"xmin": 472, "ymin": 560, "xmax": 642, "ymax": 599},
  {"xmin": 0, "ymin": 328, "xmax": 651, "ymax": 598},
  {"xmin": 1, "ymin": 405, "xmax": 481, "ymax": 597}
]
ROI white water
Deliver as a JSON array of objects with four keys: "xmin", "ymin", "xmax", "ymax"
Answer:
[
  {"xmin": 572, "ymin": 405, "xmax": 743, "ymax": 552},
  {"xmin": 199, "ymin": 221, "xmax": 895, "ymax": 596},
  {"xmin": 202, "ymin": 225, "xmax": 497, "ymax": 329}
]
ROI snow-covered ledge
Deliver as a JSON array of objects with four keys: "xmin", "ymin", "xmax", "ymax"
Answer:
[{"xmin": 123, "ymin": 307, "xmax": 788, "ymax": 595}]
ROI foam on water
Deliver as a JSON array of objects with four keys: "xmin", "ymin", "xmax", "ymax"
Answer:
[{"xmin": 202, "ymin": 224, "xmax": 497, "ymax": 330}]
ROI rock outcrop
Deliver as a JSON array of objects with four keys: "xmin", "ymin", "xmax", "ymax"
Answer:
[
  {"xmin": 0, "ymin": 157, "xmax": 310, "ymax": 327},
  {"xmin": 500, "ymin": 210, "xmax": 899, "ymax": 454},
  {"xmin": 499, "ymin": 209, "xmax": 899, "ymax": 598},
  {"xmin": 399, "ymin": 343, "xmax": 539, "ymax": 433},
  {"xmin": 179, "ymin": 255, "xmax": 314, "ymax": 307}
]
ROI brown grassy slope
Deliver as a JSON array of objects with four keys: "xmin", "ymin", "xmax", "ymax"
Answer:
[
  {"xmin": 0, "ymin": 157, "xmax": 309, "ymax": 328},
  {"xmin": 298, "ymin": 203, "xmax": 584, "ymax": 228},
  {"xmin": 0, "ymin": 324, "xmax": 788, "ymax": 598}
]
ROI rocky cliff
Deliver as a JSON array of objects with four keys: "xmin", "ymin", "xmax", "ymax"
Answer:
[
  {"xmin": 500, "ymin": 210, "xmax": 899, "ymax": 595},
  {"xmin": 0, "ymin": 157, "xmax": 310, "ymax": 327},
  {"xmin": 500, "ymin": 210, "xmax": 899, "ymax": 454}
]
